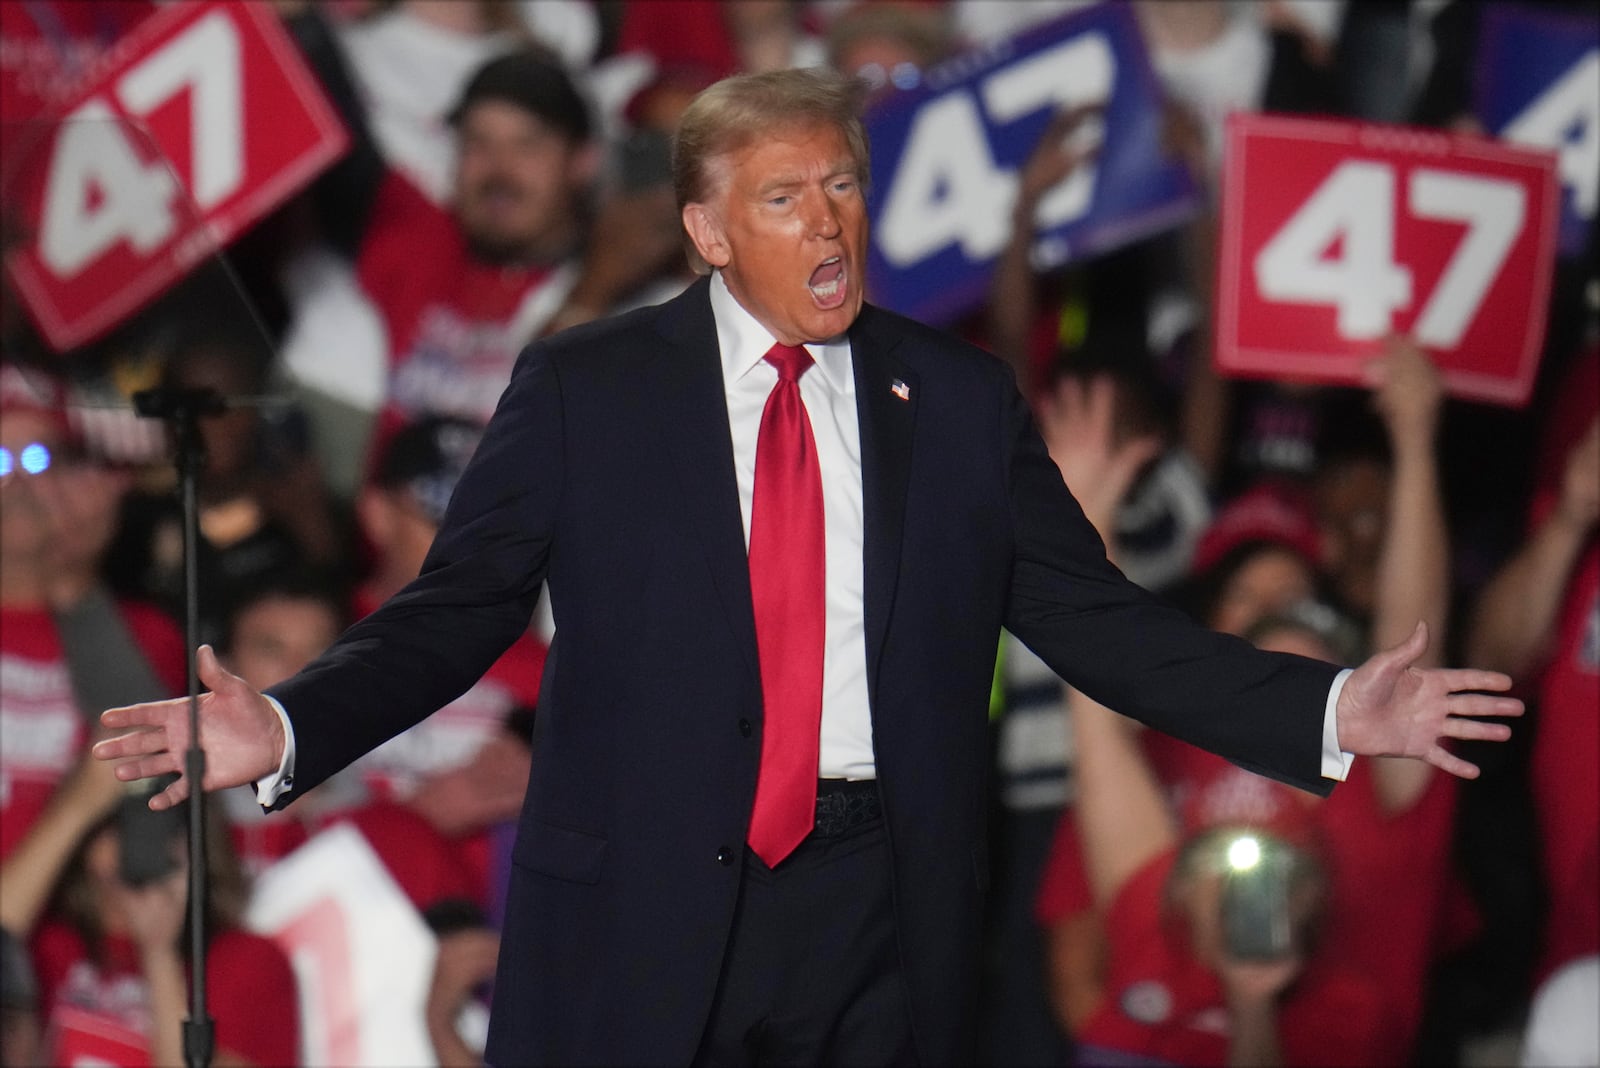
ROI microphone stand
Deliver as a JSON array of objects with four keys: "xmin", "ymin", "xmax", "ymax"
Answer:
[{"xmin": 133, "ymin": 385, "xmax": 223, "ymax": 1068}]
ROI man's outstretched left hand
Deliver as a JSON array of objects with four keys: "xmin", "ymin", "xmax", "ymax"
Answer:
[{"xmin": 1336, "ymin": 621, "xmax": 1523, "ymax": 779}]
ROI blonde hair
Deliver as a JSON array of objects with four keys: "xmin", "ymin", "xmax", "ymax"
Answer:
[{"xmin": 673, "ymin": 68, "xmax": 870, "ymax": 275}]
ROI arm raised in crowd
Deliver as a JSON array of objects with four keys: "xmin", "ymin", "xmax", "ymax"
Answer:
[
  {"xmin": 987, "ymin": 107, "xmax": 1101, "ymax": 391},
  {"xmin": 0, "ymin": 750, "xmax": 124, "ymax": 937},
  {"xmin": 1365, "ymin": 336, "xmax": 1451, "ymax": 812},
  {"xmin": 1467, "ymin": 416, "xmax": 1600, "ymax": 676},
  {"xmin": 1035, "ymin": 370, "xmax": 1163, "ymax": 551}
]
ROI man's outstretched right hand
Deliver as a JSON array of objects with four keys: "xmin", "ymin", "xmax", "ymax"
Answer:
[{"xmin": 93, "ymin": 644, "xmax": 285, "ymax": 810}]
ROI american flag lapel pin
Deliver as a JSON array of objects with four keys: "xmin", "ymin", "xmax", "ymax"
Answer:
[{"xmin": 891, "ymin": 379, "xmax": 911, "ymax": 402}]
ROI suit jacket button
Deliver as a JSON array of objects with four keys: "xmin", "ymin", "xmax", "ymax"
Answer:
[
  {"xmin": 738, "ymin": 718, "xmax": 752, "ymax": 738},
  {"xmin": 716, "ymin": 846, "xmax": 735, "ymax": 866}
]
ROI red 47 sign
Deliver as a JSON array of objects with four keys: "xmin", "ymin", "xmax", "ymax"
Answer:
[
  {"xmin": 1215, "ymin": 113, "xmax": 1560, "ymax": 408},
  {"xmin": 3, "ymin": 0, "xmax": 347, "ymax": 352}
]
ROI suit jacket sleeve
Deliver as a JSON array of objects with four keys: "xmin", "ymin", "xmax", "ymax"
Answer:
[
  {"xmin": 997, "ymin": 381, "xmax": 1338, "ymax": 795},
  {"xmin": 267, "ymin": 344, "xmax": 563, "ymax": 802}
]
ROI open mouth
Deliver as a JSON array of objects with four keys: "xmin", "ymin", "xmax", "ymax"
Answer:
[{"xmin": 808, "ymin": 257, "xmax": 847, "ymax": 309}]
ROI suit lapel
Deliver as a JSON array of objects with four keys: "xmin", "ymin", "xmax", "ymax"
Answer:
[
  {"xmin": 634, "ymin": 288, "xmax": 918, "ymax": 700},
  {"xmin": 640, "ymin": 278, "xmax": 760, "ymax": 684},
  {"xmin": 850, "ymin": 305, "xmax": 916, "ymax": 697}
]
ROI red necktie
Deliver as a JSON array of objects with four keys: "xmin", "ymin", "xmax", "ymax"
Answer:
[{"xmin": 746, "ymin": 342, "xmax": 826, "ymax": 867}]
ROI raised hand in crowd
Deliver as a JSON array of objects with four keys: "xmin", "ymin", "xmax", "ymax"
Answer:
[
  {"xmin": 118, "ymin": 864, "xmax": 190, "ymax": 1068},
  {"xmin": 1560, "ymin": 417, "xmax": 1600, "ymax": 531},
  {"xmin": 1358, "ymin": 335, "xmax": 1451, "ymax": 810},
  {"xmin": 987, "ymin": 105, "xmax": 1103, "ymax": 387},
  {"xmin": 1366, "ymin": 334, "xmax": 1444, "ymax": 446},
  {"xmin": 1036, "ymin": 372, "xmax": 1162, "ymax": 549},
  {"xmin": 1159, "ymin": 97, "xmax": 1211, "ymax": 185},
  {"xmin": 0, "ymin": 746, "xmax": 124, "ymax": 938},
  {"xmin": 1469, "ymin": 414, "xmax": 1600, "ymax": 676},
  {"xmin": 1217, "ymin": 954, "xmax": 1302, "ymax": 1068}
]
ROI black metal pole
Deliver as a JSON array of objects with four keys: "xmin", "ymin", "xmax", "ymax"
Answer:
[{"xmin": 134, "ymin": 387, "xmax": 220, "ymax": 1068}]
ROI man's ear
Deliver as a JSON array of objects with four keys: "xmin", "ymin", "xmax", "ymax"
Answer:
[{"xmin": 682, "ymin": 203, "xmax": 730, "ymax": 268}]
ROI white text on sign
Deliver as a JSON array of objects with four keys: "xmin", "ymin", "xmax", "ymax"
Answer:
[
  {"xmin": 40, "ymin": 9, "xmax": 242, "ymax": 277},
  {"xmin": 876, "ymin": 33, "xmax": 1114, "ymax": 267},
  {"xmin": 1254, "ymin": 159, "xmax": 1525, "ymax": 348},
  {"xmin": 1503, "ymin": 50, "xmax": 1598, "ymax": 221}
]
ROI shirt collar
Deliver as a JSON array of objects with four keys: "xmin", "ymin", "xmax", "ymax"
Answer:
[{"xmin": 710, "ymin": 271, "xmax": 853, "ymax": 394}]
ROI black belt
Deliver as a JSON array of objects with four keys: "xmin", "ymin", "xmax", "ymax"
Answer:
[{"xmin": 813, "ymin": 779, "xmax": 881, "ymax": 837}]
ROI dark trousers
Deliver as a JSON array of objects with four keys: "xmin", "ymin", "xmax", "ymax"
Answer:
[{"xmin": 694, "ymin": 811, "xmax": 918, "ymax": 1066}]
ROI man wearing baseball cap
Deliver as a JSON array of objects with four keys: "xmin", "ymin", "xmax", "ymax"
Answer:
[{"xmin": 346, "ymin": 48, "xmax": 600, "ymax": 456}]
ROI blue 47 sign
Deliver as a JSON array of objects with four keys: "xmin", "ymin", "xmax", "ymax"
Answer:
[
  {"xmin": 1474, "ymin": 4, "xmax": 1598, "ymax": 259},
  {"xmin": 864, "ymin": 3, "xmax": 1198, "ymax": 327}
]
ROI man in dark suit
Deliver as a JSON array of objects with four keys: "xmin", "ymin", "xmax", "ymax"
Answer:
[{"xmin": 96, "ymin": 69, "xmax": 1520, "ymax": 1066}]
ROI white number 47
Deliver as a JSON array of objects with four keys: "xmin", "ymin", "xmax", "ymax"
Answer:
[
  {"xmin": 1254, "ymin": 160, "xmax": 1524, "ymax": 348},
  {"xmin": 39, "ymin": 9, "xmax": 242, "ymax": 277}
]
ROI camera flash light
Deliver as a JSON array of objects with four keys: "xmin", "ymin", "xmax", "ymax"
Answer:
[{"xmin": 1226, "ymin": 835, "xmax": 1263, "ymax": 872}]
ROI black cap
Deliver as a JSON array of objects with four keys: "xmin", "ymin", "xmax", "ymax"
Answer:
[
  {"xmin": 373, "ymin": 416, "xmax": 485, "ymax": 525},
  {"xmin": 448, "ymin": 48, "xmax": 592, "ymax": 144}
]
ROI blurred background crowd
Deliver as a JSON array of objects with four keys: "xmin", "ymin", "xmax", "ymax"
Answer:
[{"xmin": 0, "ymin": 1, "xmax": 1595, "ymax": 1066}]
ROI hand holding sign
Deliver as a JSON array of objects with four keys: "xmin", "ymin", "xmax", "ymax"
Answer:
[
  {"xmin": 1016, "ymin": 106, "xmax": 1106, "ymax": 218},
  {"xmin": 863, "ymin": 3, "xmax": 1198, "ymax": 326},
  {"xmin": 1365, "ymin": 334, "xmax": 1445, "ymax": 456}
]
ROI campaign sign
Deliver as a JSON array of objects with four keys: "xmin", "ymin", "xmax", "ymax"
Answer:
[
  {"xmin": 247, "ymin": 825, "xmax": 437, "ymax": 1068},
  {"xmin": 864, "ymin": 3, "xmax": 1198, "ymax": 327},
  {"xmin": 1474, "ymin": 4, "xmax": 1598, "ymax": 258},
  {"xmin": 3, "ymin": 0, "xmax": 347, "ymax": 352},
  {"xmin": 1216, "ymin": 114, "xmax": 1559, "ymax": 408}
]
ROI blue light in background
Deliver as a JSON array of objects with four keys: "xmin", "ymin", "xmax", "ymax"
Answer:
[
  {"xmin": 0, "ymin": 443, "xmax": 53, "ymax": 476},
  {"xmin": 20, "ymin": 443, "xmax": 51, "ymax": 474}
]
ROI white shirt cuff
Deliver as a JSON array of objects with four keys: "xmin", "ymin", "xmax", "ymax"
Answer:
[
  {"xmin": 1321, "ymin": 668, "xmax": 1355, "ymax": 781},
  {"xmin": 253, "ymin": 695, "xmax": 299, "ymax": 807}
]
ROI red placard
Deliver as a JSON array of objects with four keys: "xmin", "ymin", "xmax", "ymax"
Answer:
[
  {"xmin": 2, "ymin": 0, "xmax": 347, "ymax": 352},
  {"xmin": 1215, "ymin": 113, "xmax": 1560, "ymax": 408}
]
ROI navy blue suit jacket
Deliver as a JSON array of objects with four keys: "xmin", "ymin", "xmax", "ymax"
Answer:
[{"xmin": 269, "ymin": 277, "xmax": 1337, "ymax": 1065}]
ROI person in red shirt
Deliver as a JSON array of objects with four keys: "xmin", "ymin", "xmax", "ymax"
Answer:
[
  {"xmin": 1, "ymin": 366, "xmax": 184, "ymax": 861},
  {"xmin": 214, "ymin": 562, "xmax": 487, "ymax": 914},
  {"xmin": 1038, "ymin": 339, "xmax": 1459, "ymax": 1060},
  {"xmin": 1469, "ymin": 345, "xmax": 1600, "ymax": 981},
  {"xmin": 1068, "ymin": 658, "xmax": 1389, "ymax": 1067},
  {"xmin": 0, "ymin": 749, "xmax": 298, "ymax": 1068},
  {"xmin": 354, "ymin": 49, "xmax": 599, "ymax": 455}
]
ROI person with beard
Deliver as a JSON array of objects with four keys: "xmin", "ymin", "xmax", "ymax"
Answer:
[{"xmin": 351, "ymin": 48, "xmax": 599, "ymax": 456}]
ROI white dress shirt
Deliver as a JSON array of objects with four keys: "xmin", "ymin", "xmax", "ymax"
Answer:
[
  {"xmin": 710, "ymin": 271, "xmax": 876, "ymax": 779},
  {"xmin": 255, "ymin": 276, "xmax": 1351, "ymax": 805}
]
